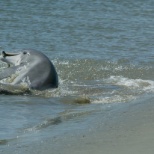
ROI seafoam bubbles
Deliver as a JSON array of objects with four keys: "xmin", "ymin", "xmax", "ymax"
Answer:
[
  {"xmin": 91, "ymin": 76, "xmax": 154, "ymax": 104},
  {"xmin": 40, "ymin": 68, "xmax": 154, "ymax": 104},
  {"xmin": 107, "ymin": 76, "xmax": 154, "ymax": 93},
  {"xmin": 31, "ymin": 77, "xmax": 79, "ymax": 98},
  {"xmin": 93, "ymin": 95, "xmax": 136, "ymax": 104}
]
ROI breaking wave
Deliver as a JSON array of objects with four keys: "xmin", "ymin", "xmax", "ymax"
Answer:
[
  {"xmin": 0, "ymin": 59, "xmax": 154, "ymax": 104},
  {"xmin": 107, "ymin": 76, "xmax": 154, "ymax": 92},
  {"xmin": 93, "ymin": 76, "xmax": 154, "ymax": 104}
]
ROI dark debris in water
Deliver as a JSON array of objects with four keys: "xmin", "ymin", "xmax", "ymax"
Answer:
[
  {"xmin": 62, "ymin": 96, "xmax": 91, "ymax": 105},
  {"xmin": 73, "ymin": 97, "xmax": 91, "ymax": 104},
  {"xmin": 35, "ymin": 117, "xmax": 62, "ymax": 130},
  {"xmin": 0, "ymin": 139, "xmax": 8, "ymax": 145}
]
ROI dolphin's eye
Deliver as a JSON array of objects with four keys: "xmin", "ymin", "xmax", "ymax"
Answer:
[
  {"xmin": 2, "ymin": 51, "xmax": 6, "ymax": 57},
  {"xmin": 23, "ymin": 52, "xmax": 27, "ymax": 55}
]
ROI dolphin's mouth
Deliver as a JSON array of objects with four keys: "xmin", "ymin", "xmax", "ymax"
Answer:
[
  {"xmin": 1, "ymin": 51, "xmax": 21, "ymax": 67},
  {"xmin": 2, "ymin": 51, "xmax": 19, "ymax": 58}
]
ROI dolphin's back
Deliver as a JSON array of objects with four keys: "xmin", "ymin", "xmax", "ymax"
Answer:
[{"xmin": 22, "ymin": 49, "xmax": 58, "ymax": 90}]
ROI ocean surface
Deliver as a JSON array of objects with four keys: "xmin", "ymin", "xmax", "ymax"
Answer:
[{"xmin": 0, "ymin": 0, "xmax": 154, "ymax": 153}]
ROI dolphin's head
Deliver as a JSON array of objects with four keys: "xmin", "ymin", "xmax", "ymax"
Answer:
[
  {"xmin": 0, "ymin": 50, "xmax": 30, "ymax": 66},
  {"xmin": 0, "ymin": 49, "xmax": 50, "ymax": 68}
]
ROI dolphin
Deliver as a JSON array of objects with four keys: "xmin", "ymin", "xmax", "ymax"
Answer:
[{"xmin": 0, "ymin": 49, "xmax": 58, "ymax": 90}]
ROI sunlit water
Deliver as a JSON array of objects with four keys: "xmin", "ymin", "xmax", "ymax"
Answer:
[{"xmin": 0, "ymin": 0, "xmax": 154, "ymax": 151}]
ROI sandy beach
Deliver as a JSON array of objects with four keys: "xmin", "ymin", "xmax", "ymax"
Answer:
[
  {"xmin": 2, "ymin": 94, "xmax": 154, "ymax": 154},
  {"xmin": 47, "ymin": 95, "xmax": 154, "ymax": 154},
  {"xmin": 45, "ymin": 95, "xmax": 154, "ymax": 154}
]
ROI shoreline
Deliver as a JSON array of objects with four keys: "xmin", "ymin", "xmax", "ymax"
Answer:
[
  {"xmin": 51, "ymin": 94, "xmax": 154, "ymax": 154},
  {"xmin": 2, "ymin": 94, "xmax": 154, "ymax": 154}
]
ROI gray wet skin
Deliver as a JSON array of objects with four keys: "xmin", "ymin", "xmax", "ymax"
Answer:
[{"xmin": 0, "ymin": 49, "xmax": 58, "ymax": 90}]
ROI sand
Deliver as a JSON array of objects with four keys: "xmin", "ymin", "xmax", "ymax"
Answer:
[
  {"xmin": 48, "ymin": 95, "xmax": 154, "ymax": 154},
  {"xmin": 2, "ymin": 95, "xmax": 154, "ymax": 154}
]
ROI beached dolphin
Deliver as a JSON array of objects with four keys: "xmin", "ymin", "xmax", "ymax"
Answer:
[{"xmin": 0, "ymin": 49, "xmax": 58, "ymax": 90}]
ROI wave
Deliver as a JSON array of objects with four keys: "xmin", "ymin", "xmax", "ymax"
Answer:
[
  {"xmin": 107, "ymin": 76, "xmax": 154, "ymax": 92},
  {"xmin": 23, "ymin": 109, "xmax": 94, "ymax": 133},
  {"xmin": 53, "ymin": 58, "xmax": 153, "ymax": 81},
  {"xmin": 93, "ymin": 76, "xmax": 154, "ymax": 104},
  {"xmin": 31, "ymin": 75, "xmax": 154, "ymax": 104},
  {"xmin": 0, "ymin": 59, "xmax": 153, "ymax": 105}
]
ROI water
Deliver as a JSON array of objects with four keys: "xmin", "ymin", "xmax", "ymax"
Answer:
[{"xmin": 0, "ymin": 0, "xmax": 154, "ymax": 153}]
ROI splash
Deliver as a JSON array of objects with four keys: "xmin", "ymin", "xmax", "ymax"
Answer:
[
  {"xmin": 0, "ymin": 58, "xmax": 153, "ymax": 105},
  {"xmin": 93, "ymin": 95, "xmax": 136, "ymax": 104},
  {"xmin": 90, "ymin": 76, "xmax": 154, "ymax": 104},
  {"xmin": 108, "ymin": 76, "xmax": 154, "ymax": 92},
  {"xmin": 0, "ymin": 83, "xmax": 31, "ymax": 95}
]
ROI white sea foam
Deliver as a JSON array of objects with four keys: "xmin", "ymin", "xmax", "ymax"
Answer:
[
  {"xmin": 107, "ymin": 76, "xmax": 154, "ymax": 92},
  {"xmin": 92, "ymin": 76, "xmax": 154, "ymax": 104},
  {"xmin": 93, "ymin": 95, "xmax": 136, "ymax": 104}
]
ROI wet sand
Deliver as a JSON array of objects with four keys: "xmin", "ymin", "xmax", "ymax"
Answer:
[
  {"xmin": 48, "ymin": 95, "xmax": 154, "ymax": 154},
  {"xmin": 2, "ymin": 95, "xmax": 154, "ymax": 154}
]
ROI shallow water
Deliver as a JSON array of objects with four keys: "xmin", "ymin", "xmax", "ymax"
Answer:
[{"xmin": 0, "ymin": 0, "xmax": 154, "ymax": 153}]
